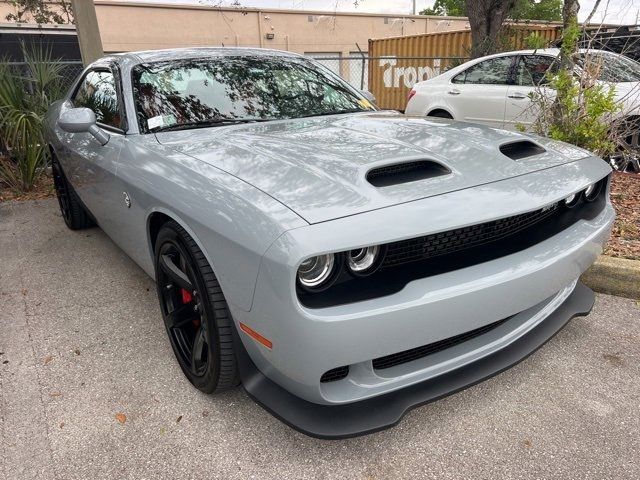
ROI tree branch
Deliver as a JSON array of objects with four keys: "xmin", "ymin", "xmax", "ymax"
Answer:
[{"xmin": 584, "ymin": 0, "xmax": 602, "ymax": 25}]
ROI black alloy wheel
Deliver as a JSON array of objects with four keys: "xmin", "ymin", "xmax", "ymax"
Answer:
[
  {"xmin": 611, "ymin": 118, "xmax": 640, "ymax": 173},
  {"xmin": 155, "ymin": 221, "xmax": 238, "ymax": 393}
]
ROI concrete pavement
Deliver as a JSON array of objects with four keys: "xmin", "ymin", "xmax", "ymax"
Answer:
[{"xmin": 1, "ymin": 198, "xmax": 639, "ymax": 480}]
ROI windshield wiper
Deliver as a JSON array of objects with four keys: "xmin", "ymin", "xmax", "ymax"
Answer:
[
  {"xmin": 296, "ymin": 108, "xmax": 368, "ymax": 119},
  {"xmin": 153, "ymin": 117, "xmax": 272, "ymax": 133}
]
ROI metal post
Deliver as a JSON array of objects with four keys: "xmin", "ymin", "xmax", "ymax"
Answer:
[
  {"xmin": 257, "ymin": 11, "xmax": 264, "ymax": 47},
  {"xmin": 70, "ymin": 0, "xmax": 104, "ymax": 65},
  {"xmin": 356, "ymin": 43, "xmax": 366, "ymax": 90}
]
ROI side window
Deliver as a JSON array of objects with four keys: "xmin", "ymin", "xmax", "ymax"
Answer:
[
  {"xmin": 452, "ymin": 57, "xmax": 515, "ymax": 85},
  {"xmin": 73, "ymin": 70, "xmax": 121, "ymax": 129},
  {"xmin": 517, "ymin": 55, "xmax": 557, "ymax": 86}
]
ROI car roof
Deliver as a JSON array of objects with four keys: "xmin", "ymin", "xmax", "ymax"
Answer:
[
  {"xmin": 425, "ymin": 47, "xmax": 619, "ymax": 82},
  {"xmin": 470, "ymin": 47, "xmax": 621, "ymax": 60},
  {"xmin": 480, "ymin": 48, "xmax": 561, "ymax": 59},
  {"xmin": 105, "ymin": 47, "xmax": 303, "ymax": 66}
]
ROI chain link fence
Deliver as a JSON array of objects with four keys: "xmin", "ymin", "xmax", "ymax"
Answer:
[
  {"xmin": 57, "ymin": 61, "xmax": 84, "ymax": 90},
  {"xmin": 5, "ymin": 60, "xmax": 84, "ymax": 94},
  {"xmin": 309, "ymin": 55, "xmax": 371, "ymax": 90}
]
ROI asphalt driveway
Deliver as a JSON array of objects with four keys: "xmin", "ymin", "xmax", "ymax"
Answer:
[{"xmin": 1, "ymin": 198, "xmax": 639, "ymax": 480}]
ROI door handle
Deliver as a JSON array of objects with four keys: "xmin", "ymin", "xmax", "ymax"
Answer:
[
  {"xmin": 448, "ymin": 89, "xmax": 461, "ymax": 95},
  {"xmin": 508, "ymin": 92, "xmax": 527, "ymax": 99}
]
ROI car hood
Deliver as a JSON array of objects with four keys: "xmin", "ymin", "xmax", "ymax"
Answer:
[{"xmin": 156, "ymin": 111, "xmax": 592, "ymax": 224}]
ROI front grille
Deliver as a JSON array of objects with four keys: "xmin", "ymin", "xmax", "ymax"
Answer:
[
  {"xmin": 320, "ymin": 365, "xmax": 349, "ymax": 383},
  {"xmin": 383, "ymin": 203, "xmax": 559, "ymax": 268},
  {"xmin": 373, "ymin": 316, "xmax": 512, "ymax": 370}
]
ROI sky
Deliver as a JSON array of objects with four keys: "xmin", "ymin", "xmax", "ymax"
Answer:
[{"xmin": 131, "ymin": 0, "xmax": 639, "ymax": 24}]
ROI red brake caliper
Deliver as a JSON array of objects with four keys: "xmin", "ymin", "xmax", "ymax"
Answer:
[
  {"xmin": 180, "ymin": 289, "xmax": 200, "ymax": 327},
  {"xmin": 180, "ymin": 288, "xmax": 192, "ymax": 304}
]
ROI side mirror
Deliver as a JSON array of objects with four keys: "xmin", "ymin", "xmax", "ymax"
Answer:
[
  {"xmin": 58, "ymin": 107, "xmax": 110, "ymax": 146},
  {"xmin": 361, "ymin": 90, "xmax": 376, "ymax": 104}
]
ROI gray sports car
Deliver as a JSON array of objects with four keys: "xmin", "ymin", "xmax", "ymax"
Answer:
[{"xmin": 45, "ymin": 47, "xmax": 614, "ymax": 438}]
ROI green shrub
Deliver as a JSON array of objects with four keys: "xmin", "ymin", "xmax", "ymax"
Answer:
[
  {"xmin": 0, "ymin": 44, "xmax": 66, "ymax": 191},
  {"xmin": 531, "ymin": 68, "xmax": 620, "ymax": 156},
  {"xmin": 526, "ymin": 21, "xmax": 621, "ymax": 157}
]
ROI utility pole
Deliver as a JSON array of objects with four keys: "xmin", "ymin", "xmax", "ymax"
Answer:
[
  {"xmin": 412, "ymin": 0, "xmax": 417, "ymax": 15},
  {"xmin": 71, "ymin": 0, "xmax": 104, "ymax": 65}
]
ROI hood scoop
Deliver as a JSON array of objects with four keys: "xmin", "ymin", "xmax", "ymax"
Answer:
[
  {"xmin": 366, "ymin": 160, "xmax": 451, "ymax": 188},
  {"xmin": 499, "ymin": 141, "xmax": 546, "ymax": 160}
]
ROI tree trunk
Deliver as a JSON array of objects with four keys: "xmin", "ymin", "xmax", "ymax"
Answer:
[
  {"xmin": 560, "ymin": 0, "xmax": 580, "ymax": 66},
  {"xmin": 562, "ymin": 0, "xmax": 580, "ymax": 30},
  {"xmin": 466, "ymin": 0, "xmax": 517, "ymax": 58},
  {"xmin": 552, "ymin": 0, "xmax": 581, "ymax": 126}
]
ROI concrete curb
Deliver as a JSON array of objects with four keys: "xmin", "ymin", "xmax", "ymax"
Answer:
[{"xmin": 581, "ymin": 255, "xmax": 640, "ymax": 300}]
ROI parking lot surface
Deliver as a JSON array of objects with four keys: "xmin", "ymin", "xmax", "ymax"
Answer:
[{"xmin": 1, "ymin": 198, "xmax": 639, "ymax": 480}]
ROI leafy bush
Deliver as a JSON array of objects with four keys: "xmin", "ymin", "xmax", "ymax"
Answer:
[
  {"xmin": 0, "ymin": 44, "xmax": 67, "ymax": 191},
  {"xmin": 528, "ymin": 68, "xmax": 620, "ymax": 156},
  {"xmin": 523, "ymin": 21, "xmax": 622, "ymax": 158}
]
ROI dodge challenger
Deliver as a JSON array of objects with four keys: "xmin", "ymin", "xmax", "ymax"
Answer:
[{"xmin": 44, "ymin": 48, "xmax": 615, "ymax": 438}]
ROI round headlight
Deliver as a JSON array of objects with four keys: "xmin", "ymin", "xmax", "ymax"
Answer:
[
  {"xmin": 584, "ymin": 181, "xmax": 602, "ymax": 202},
  {"xmin": 347, "ymin": 245, "xmax": 380, "ymax": 275},
  {"xmin": 564, "ymin": 193, "xmax": 579, "ymax": 208},
  {"xmin": 298, "ymin": 254, "xmax": 335, "ymax": 290}
]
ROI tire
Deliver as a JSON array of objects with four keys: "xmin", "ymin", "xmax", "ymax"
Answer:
[
  {"xmin": 52, "ymin": 157, "xmax": 94, "ymax": 230},
  {"xmin": 427, "ymin": 110, "xmax": 453, "ymax": 119},
  {"xmin": 154, "ymin": 221, "xmax": 239, "ymax": 393}
]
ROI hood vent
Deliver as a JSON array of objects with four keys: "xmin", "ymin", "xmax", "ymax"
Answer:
[
  {"xmin": 499, "ymin": 141, "xmax": 546, "ymax": 160},
  {"xmin": 366, "ymin": 160, "xmax": 450, "ymax": 187}
]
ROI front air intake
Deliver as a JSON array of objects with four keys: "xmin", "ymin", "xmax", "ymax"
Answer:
[
  {"xmin": 373, "ymin": 316, "xmax": 512, "ymax": 370},
  {"xmin": 320, "ymin": 365, "xmax": 349, "ymax": 383},
  {"xmin": 366, "ymin": 160, "xmax": 450, "ymax": 187},
  {"xmin": 499, "ymin": 141, "xmax": 546, "ymax": 160}
]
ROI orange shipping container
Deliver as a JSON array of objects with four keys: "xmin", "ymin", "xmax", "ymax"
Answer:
[{"xmin": 368, "ymin": 26, "xmax": 562, "ymax": 111}]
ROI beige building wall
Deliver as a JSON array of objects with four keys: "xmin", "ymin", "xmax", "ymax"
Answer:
[{"xmin": 0, "ymin": 0, "xmax": 470, "ymax": 56}]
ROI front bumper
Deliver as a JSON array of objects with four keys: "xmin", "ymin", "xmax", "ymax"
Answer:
[
  {"xmin": 236, "ymin": 281, "xmax": 595, "ymax": 439},
  {"xmin": 227, "ymin": 157, "xmax": 613, "ymax": 436}
]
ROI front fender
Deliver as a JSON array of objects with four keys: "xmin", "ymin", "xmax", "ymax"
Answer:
[{"xmin": 117, "ymin": 137, "xmax": 307, "ymax": 312}]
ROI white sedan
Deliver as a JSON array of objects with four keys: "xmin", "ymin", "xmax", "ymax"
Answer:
[{"xmin": 405, "ymin": 48, "xmax": 640, "ymax": 172}]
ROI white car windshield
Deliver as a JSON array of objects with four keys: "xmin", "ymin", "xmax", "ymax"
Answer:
[{"xmin": 575, "ymin": 52, "xmax": 640, "ymax": 83}]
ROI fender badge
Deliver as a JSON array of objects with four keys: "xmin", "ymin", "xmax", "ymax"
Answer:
[{"xmin": 123, "ymin": 192, "xmax": 131, "ymax": 208}]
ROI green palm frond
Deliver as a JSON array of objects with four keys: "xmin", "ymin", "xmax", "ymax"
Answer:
[{"xmin": 0, "ymin": 42, "xmax": 66, "ymax": 191}]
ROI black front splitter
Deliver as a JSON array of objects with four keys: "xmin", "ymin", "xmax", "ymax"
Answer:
[{"xmin": 236, "ymin": 282, "xmax": 595, "ymax": 439}]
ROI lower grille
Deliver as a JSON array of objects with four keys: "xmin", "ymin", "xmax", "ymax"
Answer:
[
  {"xmin": 320, "ymin": 365, "xmax": 349, "ymax": 383},
  {"xmin": 372, "ymin": 316, "xmax": 512, "ymax": 370},
  {"xmin": 383, "ymin": 203, "xmax": 559, "ymax": 268}
]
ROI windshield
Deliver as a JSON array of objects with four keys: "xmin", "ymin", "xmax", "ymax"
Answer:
[
  {"xmin": 575, "ymin": 52, "xmax": 640, "ymax": 83},
  {"xmin": 132, "ymin": 55, "xmax": 375, "ymax": 132}
]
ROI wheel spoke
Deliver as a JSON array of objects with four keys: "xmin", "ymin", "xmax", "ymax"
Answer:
[
  {"xmin": 191, "ymin": 327, "xmax": 207, "ymax": 374},
  {"xmin": 159, "ymin": 253, "xmax": 193, "ymax": 291},
  {"xmin": 167, "ymin": 303, "xmax": 196, "ymax": 328}
]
